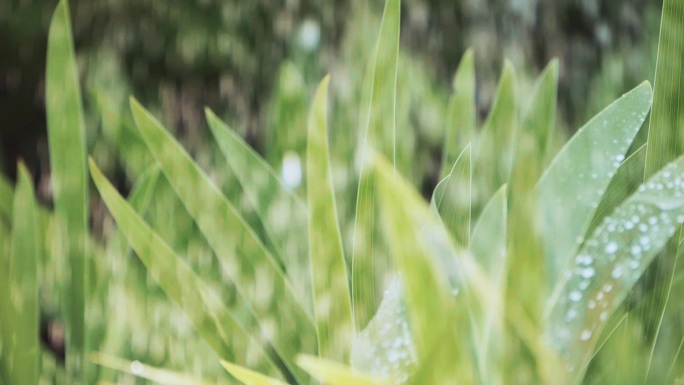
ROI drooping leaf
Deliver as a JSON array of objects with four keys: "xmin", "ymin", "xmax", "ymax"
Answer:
[
  {"xmin": 46, "ymin": 0, "xmax": 89, "ymax": 378},
  {"xmin": 536, "ymin": 82, "xmax": 653, "ymax": 294},
  {"xmin": 306, "ymin": 76, "xmax": 353, "ymax": 360},
  {"xmin": 431, "ymin": 144, "xmax": 472, "ymax": 247},
  {"xmin": 297, "ymin": 355, "xmax": 393, "ymax": 385},
  {"xmin": 441, "ymin": 49, "xmax": 476, "ymax": 178},
  {"xmin": 351, "ymin": 0, "xmax": 401, "ymax": 331},
  {"xmin": 89, "ymin": 159, "xmax": 282, "ymax": 380},
  {"xmin": 221, "ymin": 360, "xmax": 291, "ymax": 385},
  {"xmin": 128, "ymin": 99, "xmax": 315, "ymax": 383},
  {"xmin": 0, "ymin": 164, "xmax": 40, "ymax": 385},
  {"xmin": 546, "ymin": 155, "xmax": 684, "ymax": 376},
  {"xmin": 206, "ymin": 109, "xmax": 311, "ymax": 311}
]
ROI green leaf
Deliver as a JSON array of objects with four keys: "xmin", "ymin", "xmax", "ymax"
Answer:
[
  {"xmin": 473, "ymin": 60, "xmax": 518, "ymax": 216},
  {"xmin": 351, "ymin": 0, "xmax": 400, "ymax": 331},
  {"xmin": 546, "ymin": 155, "xmax": 684, "ymax": 375},
  {"xmin": 297, "ymin": 355, "xmax": 392, "ymax": 385},
  {"xmin": 536, "ymin": 82, "xmax": 653, "ymax": 294},
  {"xmin": 373, "ymin": 153, "xmax": 476, "ymax": 384},
  {"xmin": 306, "ymin": 76, "xmax": 353, "ymax": 360},
  {"xmin": 128, "ymin": 99, "xmax": 315, "ymax": 384},
  {"xmin": 441, "ymin": 49, "xmax": 476, "ymax": 179},
  {"xmin": 89, "ymin": 159, "xmax": 282, "ymax": 378},
  {"xmin": 469, "ymin": 185, "xmax": 507, "ymax": 385},
  {"xmin": 644, "ymin": 0, "xmax": 684, "ymax": 177},
  {"xmin": 0, "ymin": 164, "xmax": 40, "ymax": 385},
  {"xmin": 221, "ymin": 360, "xmax": 290, "ymax": 385},
  {"xmin": 46, "ymin": 0, "xmax": 89, "ymax": 379},
  {"xmin": 0, "ymin": 174, "xmax": 12, "ymax": 221},
  {"xmin": 91, "ymin": 352, "xmax": 213, "ymax": 385},
  {"xmin": 432, "ymin": 144, "xmax": 472, "ymax": 247},
  {"xmin": 206, "ymin": 109, "xmax": 311, "ymax": 311}
]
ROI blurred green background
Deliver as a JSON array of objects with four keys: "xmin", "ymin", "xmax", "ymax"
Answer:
[{"xmin": 0, "ymin": 0, "xmax": 667, "ymax": 383}]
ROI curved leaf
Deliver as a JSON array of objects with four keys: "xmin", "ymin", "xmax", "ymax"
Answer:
[{"xmin": 221, "ymin": 360, "xmax": 290, "ymax": 385}]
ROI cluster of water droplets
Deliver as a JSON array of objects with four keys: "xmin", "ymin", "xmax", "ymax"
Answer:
[
  {"xmin": 547, "ymin": 160, "xmax": 684, "ymax": 369},
  {"xmin": 350, "ymin": 278, "xmax": 417, "ymax": 383}
]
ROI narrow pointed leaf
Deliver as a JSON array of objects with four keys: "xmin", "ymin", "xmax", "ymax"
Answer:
[
  {"xmin": 306, "ymin": 77, "xmax": 353, "ymax": 360},
  {"xmin": 46, "ymin": 0, "xmax": 89, "ymax": 378},
  {"xmin": 352, "ymin": 0, "xmax": 400, "ymax": 330},
  {"xmin": 441, "ymin": 49, "xmax": 476, "ymax": 178},
  {"xmin": 1, "ymin": 164, "xmax": 40, "ymax": 385},
  {"xmin": 546, "ymin": 156, "xmax": 684, "ymax": 375},
  {"xmin": 89, "ymin": 159, "xmax": 282, "ymax": 380},
  {"xmin": 129, "ymin": 99, "xmax": 315, "ymax": 383},
  {"xmin": 473, "ymin": 61, "xmax": 517, "ymax": 215},
  {"xmin": 221, "ymin": 360, "xmax": 290, "ymax": 385},
  {"xmin": 536, "ymin": 82, "xmax": 653, "ymax": 293},
  {"xmin": 431, "ymin": 144, "xmax": 472, "ymax": 247},
  {"xmin": 206, "ymin": 109, "xmax": 311, "ymax": 310},
  {"xmin": 0, "ymin": 174, "xmax": 12, "ymax": 220}
]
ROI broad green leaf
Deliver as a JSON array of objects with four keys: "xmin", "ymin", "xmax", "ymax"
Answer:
[
  {"xmin": 536, "ymin": 82, "xmax": 653, "ymax": 294},
  {"xmin": 546, "ymin": 155, "xmax": 684, "ymax": 377},
  {"xmin": 221, "ymin": 360, "xmax": 290, "ymax": 385},
  {"xmin": 431, "ymin": 144, "xmax": 472, "ymax": 247},
  {"xmin": 306, "ymin": 77, "xmax": 353, "ymax": 360},
  {"xmin": 128, "ymin": 99, "xmax": 315, "ymax": 384},
  {"xmin": 297, "ymin": 355, "xmax": 392, "ymax": 385},
  {"xmin": 351, "ymin": 0, "xmax": 400, "ymax": 331},
  {"xmin": 46, "ymin": 0, "xmax": 89, "ymax": 379},
  {"xmin": 441, "ymin": 49, "xmax": 476, "ymax": 178},
  {"xmin": 473, "ymin": 60, "xmax": 517, "ymax": 216},
  {"xmin": 644, "ymin": 0, "xmax": 684, "ymax": 177},
  {"xmin": 89, "ymin": 160, "xmax": 282, "ymax": 379},
  {"xmin": 587, "ymin": 145, "xmax": 647, "ymax": 235},
  {"xmin": 0, "ymin": 164, "xmax": 40, "ymax": 385},
  {"xmin": 91, "ymin": 352, "xmax": 213, "ymax": 385},
  {"xmin": 206, "ymin": 109, "xmax": 311, "ymax": 311},
  {"xmin": 373, "ymin": 153, "xmax": 475, "ymax": 384},
  {"xmin": 469, "ymin": 185, "xmax": 507, "ymax": 385}
]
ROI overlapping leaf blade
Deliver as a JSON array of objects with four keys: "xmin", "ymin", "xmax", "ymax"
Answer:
[
  {"xmin": 537, "ymin": 82, "xmax": 653, "ymax": 294},
  {"xmin": 46, "ymin": 0, "xmax": 89, "ymax": 379},
  {"xmin": 297, "ymin": 355, "xmax": 392, "ymax": 385},
  {"xmin": 221, "ymin": 360, "xmax": 290, "ymax": 385},
  {"xmin": 128, "ymin": 99, "xmax": 315, "ymax": 383},
  {"xmin": 89, "ymin": 160, "xmax": 282, "ymax": 379},
  {"xmin": 432, "ymin": 144, "xmax": 472, "ymax": 247},
  {"xmin": 352, "ymin": 0, "xmax": 400, "ymax": 331},
  {"xmin": 546, "ymin": 156, "xmax": 684, "ymax": 377},
  {"xmin": 206, "ymin": 109, "xmax": 311, "ymax": 311},
  {"xmin": 91, "ymin": 353, "xmax": 213, "ymax": 385},
  {"xmin": 306, "ymin": 77, "xmax": 353, "ymax": 360}
]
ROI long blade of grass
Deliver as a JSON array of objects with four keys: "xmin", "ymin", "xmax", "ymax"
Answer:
[
  {"xmin": 221, "ymin": 360, "xmax": 290, "ymax": 385},
  {"xmin": 0, "ymin": 174, "xmax": 12, "ymax": 221},
  {"xmin": 89, "ymin": 160, "xmax": 282, "ymax": 379},
  {"xmin": 206, "ymin": 109, "xmax": 311, "ymax": 311},
  {"xmin": 0, "ymin": 164, "xmax": 40, "ymax": 385},
  {"xmin": 128, "ymin": 99, "xmax": 315, "ymax": 384},
  {"xmin": 431, "ymin": 144, "xmax": 472, "ymax": 247},
  {"xmin": 46, "ymin": 0, "xmax": 89, "ymax": 379},
  {"xmin": 0, "ymin": 220, "xmax": 11, "ymax": 384},
  {"xmin": 297, "ymin": 355, "xmax": 392, "ymax": 385},
  {"xmin": 473, "ymin": 61, "xmax": 517, "ymax": 216},
  {"xmin": 441, "ymin": 49, "xmax": 476, "ymax": 178},
  {"xmin": 351, "ymin": 0, "xmax": 400, "ymax": 331},
  {"xmin": 536, "ymin": 82, "xmax": 652, "ymax": 294},
  {"xmin": 306, "ymin": 77, "xmax": 353, "ymax": 360},
  {"xmin": 545, "ymin": 155, "xmax": 684, "ymax": 376}
]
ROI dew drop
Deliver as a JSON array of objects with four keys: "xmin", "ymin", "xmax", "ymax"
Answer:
[
  {"xmin": 605, "ymin": 242, "xmax": 618, "ymax": 254},
  {"xmin": 569, "ymin": 291, "xmax": 582, "ymax": 302},
  {"xmin": 630, "ymin": 245, "xmax": 642, "ymax": 256},
  {"xmin": 580, "ymin": 329, "xmax": 592, "ymax": 341},
  {"xmin": 130, "ymin": 361, "xmax": 144, "ymax": 375},
  {"xmin": 612, "ymin": 266, "xmax": 624, "ymax": 278},
  {"xmin": 581, "ymin": 267, "xmax": 595, "ymax": 279}
]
